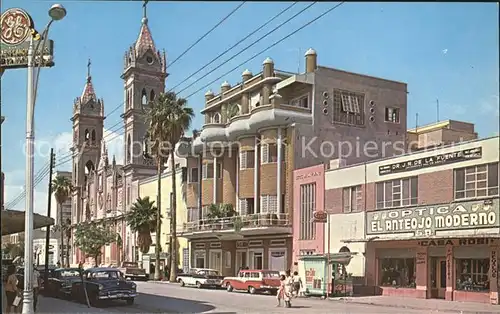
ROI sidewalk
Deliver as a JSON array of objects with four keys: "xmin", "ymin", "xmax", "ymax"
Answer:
[
  {"xmin": 37, "ymin": 295, "xmax": 106, "ymax": 313},
  {"xmin": 329, "ymin": 296, "xmax": 500, "ymax": 313}
]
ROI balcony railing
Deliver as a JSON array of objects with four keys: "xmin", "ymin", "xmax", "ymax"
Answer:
[{"xmin": 179, "ymin": 212, "xmax": 291, "ymax": 234}]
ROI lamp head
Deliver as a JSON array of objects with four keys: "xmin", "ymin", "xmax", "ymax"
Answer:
[{"xmin": 48, "ymin": 4, "xmax": 66, "ymax": 21}]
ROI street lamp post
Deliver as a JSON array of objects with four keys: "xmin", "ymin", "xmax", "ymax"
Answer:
[{"xmin": 22, "ymin": 4, "xmax": 66, "ymax": 314}]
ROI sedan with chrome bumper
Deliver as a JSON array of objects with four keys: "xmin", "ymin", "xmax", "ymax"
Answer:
[{"xmin": 70, "ymin": 267, "xmax": 137, "ymax": 305}]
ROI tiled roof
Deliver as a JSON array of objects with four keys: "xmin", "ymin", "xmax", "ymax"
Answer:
[
  {"xmin": 81, "ymin": 77, "xmax": 96, "ymax": 103},
  {"xmin": 135, "ymin": 20, "xmax": 156, "ymax": 57}
]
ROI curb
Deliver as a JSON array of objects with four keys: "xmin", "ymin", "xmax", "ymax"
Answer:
[{"xmin": 328, "ymin": 299, "xmax": 492, "ymax": 314}]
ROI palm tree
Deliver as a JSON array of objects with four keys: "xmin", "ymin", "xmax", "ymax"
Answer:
[
  {"xmin": 146, "ymin": 91, "xmax": 194, "ymax": 282},
  {"xmin": 51, "ymin": 175, "xmax": 73, "ymax": 267},
  {"xmin": 125, "ymin": 196, "xmax": 159, "ymax": 254}
]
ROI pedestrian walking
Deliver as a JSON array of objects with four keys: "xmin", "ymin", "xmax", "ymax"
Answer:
[
  {"xmin": 4, "ymin": 265, "xmax": 20, "ymax": 314},
  {"xmin": 292, "ymin": 271, "xmax": 303, "ymax": 297},
  {"xmin": 276, "ymin": 274, "xmax": 286, "ymax": 307},
  {"xmin": 283, "ymin": 270, "xmax": 293, "ymax": 308},
  {"xmin": 33, "ymin": 265, "xmax": 41, "ymax": 312}
]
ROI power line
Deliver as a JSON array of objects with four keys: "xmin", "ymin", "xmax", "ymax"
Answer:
[
  {"xmin": 168, "ymin": 2, "xmax": 298, "ymax": 92},
  {"xmin": 167, "ymin": 1, "xmax": 246, "ymax": 69},
  {"xmin": 185, "ymin": 2, "xmax": 346, "ymax": 99},
  {"xmin": 176, "ymin": 2, "xmax": 317, "ymax": 96}
]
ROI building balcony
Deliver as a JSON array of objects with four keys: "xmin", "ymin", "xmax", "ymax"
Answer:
[{"xmin": 178, "ymin": 212, "xmax": 292, "ymax": 239}]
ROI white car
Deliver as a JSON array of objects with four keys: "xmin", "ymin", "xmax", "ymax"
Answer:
[{"xmin": 176, "ymin": 268, "xmax": 224, "ymax": 289}]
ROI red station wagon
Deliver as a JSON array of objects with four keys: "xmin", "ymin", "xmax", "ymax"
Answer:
[{"xmin": 222, "ymin": 269, "xmax": 281, "ymax": 295}]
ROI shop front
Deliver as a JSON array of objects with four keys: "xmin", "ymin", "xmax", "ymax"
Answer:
[
  {"xmin": 365, "ymin": 198, "xmax": 500, "ymax": 304},
  {"xmin": 189, "ymin": 236, "xmax": 292, "ymax": 276}
]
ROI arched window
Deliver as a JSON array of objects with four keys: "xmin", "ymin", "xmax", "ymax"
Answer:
[
  {"xmin": 91, "ymin": 130, "xmax": 96, "ymax": 143},
  {"xmin": 141, "ymin": 88, "xmax": 147, "ymax": 106},
  {"xmin": 127, "ymin": 134, "xmax": 132, "ymax": 164},
  {"xmin": 84, "ymin": 129, "xmax": 90, "ymax": 142},
  {"xmin": 150, "ymin": 90, "xmax": 155, "ymax": 101},
  {"xmin": 212, "ymin": 112, "xmax": 221, "ymax": 124},
  {"xmin": 85, "ymin": 160, "xmax": 94, "ymax": 174}
]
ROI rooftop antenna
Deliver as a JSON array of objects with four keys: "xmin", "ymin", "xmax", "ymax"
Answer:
[
  {"xmin": 415, "ymin": 113, "xmax": 419, "ymax": 133},
  {"xmin": 436, "ymin": 98, "xmax": 440, "ymax": 122}
]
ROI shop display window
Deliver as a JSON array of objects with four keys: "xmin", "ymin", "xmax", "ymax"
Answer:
[
  {"xmin": 456, "ymin": 259, "xmax": 490, "ymax": 292},
  {"xmin": 379, "ymin": 258, "xmax": 416, "ymax": 288}
]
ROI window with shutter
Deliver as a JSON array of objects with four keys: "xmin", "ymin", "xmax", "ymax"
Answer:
[
  {"xmin": 239, "ymin": 152, "xmax": 247, "ymax": 170},
  {"xmin": 268, "ymin": 195, "xmax": 277, "ymax": 214},
  {"xmin": 261, "ymin": 144, "xmax": 269, "ymax": 164},
  {"xmin": 260, "ymin": 195, "xmax": 269, "ymax": 213},
  {"xmin": 202, "ymin": 163, "xmax": 208, "ymax": 179},
  {"xmin": 239, "ymin": 199, "xmax": 248, "ymax": 215}
]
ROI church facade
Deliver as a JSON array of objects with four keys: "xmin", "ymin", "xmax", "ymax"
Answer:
[{"xmin": 70, "ymin": 7, "xmax": 167, "ymax": 266}]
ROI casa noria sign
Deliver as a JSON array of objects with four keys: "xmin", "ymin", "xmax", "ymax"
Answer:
[
  {"xmin": 366, "ymin": 199, "xmax": 499, "ymax": 236},
  {"xmin": 378, "ymin": 147, "xmax": 482, "ymax": 175}
]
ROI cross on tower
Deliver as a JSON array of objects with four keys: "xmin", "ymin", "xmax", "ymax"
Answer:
[
  {"xmin": 87, "ymin": 58, "xmax": 92, "ymax": 81},
  {"xmin": 143, "ymin": 0, "xmax": 149, "ymax": 19}
]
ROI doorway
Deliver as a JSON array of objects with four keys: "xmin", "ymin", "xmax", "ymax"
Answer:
[
  {"xmin": 235, "ymin": 250, "xmax": 247, "ymax": 275},
  {"xmin": 430, "ymin": 257, "xmax": 446, "ymax": 299}
]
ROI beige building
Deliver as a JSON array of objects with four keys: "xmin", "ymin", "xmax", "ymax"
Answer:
[{"xmin": 177, "ymin": 48, "xmax": 413, "ymax": 275}]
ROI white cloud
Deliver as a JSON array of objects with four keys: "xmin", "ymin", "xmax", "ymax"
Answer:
[
  {"xmin": 442, "ymin": 49, "xmax": 448, "ymax": 54},
  {"xmin": 4, "ymin": 128, "xmax": 123, "ymax": 215}
]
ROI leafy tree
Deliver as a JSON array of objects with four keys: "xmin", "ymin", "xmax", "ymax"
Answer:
[
  {"xmin": 51, "ymin": 175, "xmax": 73, "ymax": 266},
  {"xmin": 125, "ymin": 196, "xmax": 159, "ymax": 254},
  {"xmin": 146, "ymin": 91, "xmax": 194, "ymax": 282},
  {"xmin": 74, "ymin": 222, "xmax": 116, "ymax": 266},
  {"xmin": 206, "ymin": 203, "xmax": 236, "ymax": 219}
]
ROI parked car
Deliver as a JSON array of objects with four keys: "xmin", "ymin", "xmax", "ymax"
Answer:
[
  {"xmin": 222, "ymin": 269, "xmax": 281, "ymax": 294},
  {"xmin": 70, "ymin": 267, "xmax": 137, "ymax": 305},
  {"xmin": 118, "ymin": 262, "xmax": 147, "ymax": 281},
  {"xmin": 45, "ymin": 268, "xmax": 82, "ymax": 298},
  {"xmin": 176, "ymin": 268, "xmax": 224, "ymax": 289}
]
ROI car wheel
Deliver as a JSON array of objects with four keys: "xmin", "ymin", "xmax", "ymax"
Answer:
[
  {"xmin": 179, "ymin": 279, "xmax": 185, "ymax": 287},
  {"xmin": 248, "ymin": 286, "xmax": 256, "ymax": 294},
  {"xmin": 196, "ymin": 281, "xmax": 202, "ymax": 289},
  {"xmin": 226, "ymin": 283, "xmax": 233, "ymax": 292},
  {"xmin": 126, "ymin": 298, "xmax": 134, "ymax": 305}
]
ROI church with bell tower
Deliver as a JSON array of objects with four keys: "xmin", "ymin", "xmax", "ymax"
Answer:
[{"xmin": 70, "ymin": 1, "xmax": 166, "ymax": 266}]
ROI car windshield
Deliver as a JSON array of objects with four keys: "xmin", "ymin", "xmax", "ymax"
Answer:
[
  {"xmin": 198, "ymin": 270, "xmax": 219, "ymax": 276},
  {"xmin": 90, "ymin": 271, "xmax": 122, "ymax": 279},
  {"xmin": 122, "ymin": 262, "xmax": 138, "ymax": 268},
  {"xmin": 262, "ymin": 271, "xmax": 280, "ymax": 278},
  {"xmin": 60, "ymin": 270, "xmax": 80, "ymax": 277}
]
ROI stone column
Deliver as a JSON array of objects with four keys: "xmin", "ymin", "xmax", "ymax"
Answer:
[
  {"xmin": 445, "ymin": 244, "xmax": 454, "ymax": 301},
  {"xmin": 253, "ymin": 137, "xmax": 259, "ymax": 213},
  {"xmin": 416, "ymin": 246, "xmax": 429, "ymax": 299},
  {"xmin": 490, "ymin": 246, "xmax": 499, "ymax": 304},
  {"xmin": 276, "ymin": 127, "xmax": 282, "ymax": 213},
  {"xmin": 213, "ymin": 158, "xmax": 217, "ymax": 203}
]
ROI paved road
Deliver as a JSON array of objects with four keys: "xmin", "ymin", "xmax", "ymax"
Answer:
[{"xmin": 70, "ymin": 282, "xmax": 449, "ymax": 313}]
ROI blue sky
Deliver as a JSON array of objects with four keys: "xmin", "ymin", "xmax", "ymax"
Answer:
[{"xmin": 1, "ymin": 1, "xmax": 498, "ymax": 214}]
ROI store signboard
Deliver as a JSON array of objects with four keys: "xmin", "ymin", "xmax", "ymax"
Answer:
[
  {"xmin": 1, "ymin": 8, "xmax": 54, "ymax": 69},
  {"xmin": 378, "ymin": 147, "xmax": 482, "ymax": 175},
  {"xmin": 366, "ymin": 199, "xmax": 499, "ymax": 236}
]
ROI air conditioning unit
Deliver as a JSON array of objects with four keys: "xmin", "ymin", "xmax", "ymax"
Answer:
[{"xmin": 329, "ymin": 158, "xmax": 347, "ymax": 169}]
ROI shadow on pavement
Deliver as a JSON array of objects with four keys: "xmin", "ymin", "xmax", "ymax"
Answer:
[{"xmin": 95, "ymin": 292, "xmax": 216, "ymax": 313}]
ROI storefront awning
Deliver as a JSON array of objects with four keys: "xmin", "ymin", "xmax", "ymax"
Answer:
[
  {"xmin": 299, "ymin": 252, "xmax": 357, "ymax": 265},
  {"xmin": 1, "ymin": 210, "xmax": 55, "ymax": 235}
]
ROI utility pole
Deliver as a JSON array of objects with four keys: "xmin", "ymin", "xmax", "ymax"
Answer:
[{"xmin": 44, "ymin": 149, "xmax": 55, "ymax": 285}]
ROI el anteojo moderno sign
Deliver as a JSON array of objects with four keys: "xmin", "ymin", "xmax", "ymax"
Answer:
[{"xmin": 366, "ymin": 199, "xmax": 499, "ymax": 236}]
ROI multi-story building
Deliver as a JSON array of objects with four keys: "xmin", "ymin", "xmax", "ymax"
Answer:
[
  {"xmin": 177, "ymin": 49, "xmax": 410, "ymax": 275},
  {"xmin": 70, "ymin": 7, "xmax": 165, "ymax": 266},
  {"xmin": 1, "ymin": 171, "xmax": 4, "ymax": 210},
  {"xmin": 407, "ymin": 120, "xmax": 478, "ymax": 151},
  {"xmin": 138, "ymin": 158, "xmax": 190, "ymax": 274},
  {"xmin": 293, "ymin": 136, "xmax": 499, "ymax": 304}
]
